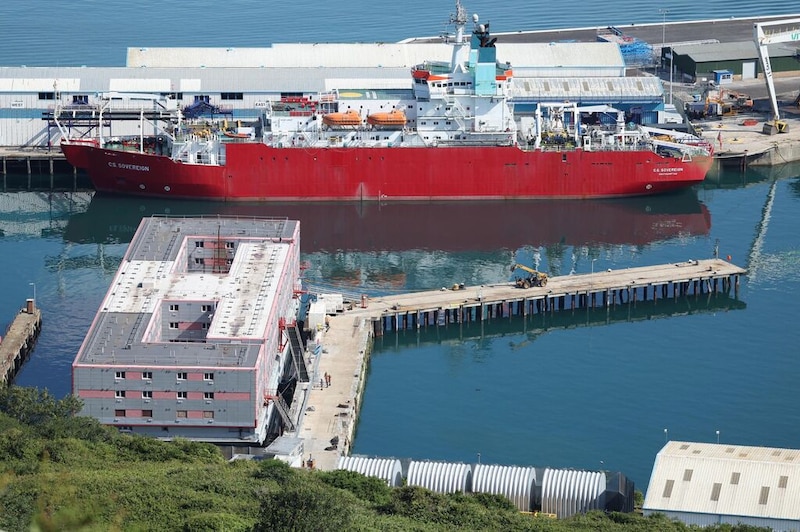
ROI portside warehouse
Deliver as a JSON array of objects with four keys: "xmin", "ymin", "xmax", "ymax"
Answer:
[
  {"xmin": 644, "ymin": 441, "xmax": 800, "ymax": 531},
  {"xmin": 0, "ymin": 41, "xmax": 676, "ymax": 148}
]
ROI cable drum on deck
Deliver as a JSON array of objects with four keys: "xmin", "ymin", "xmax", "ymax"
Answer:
[
  {"xmin": 336, "ymin": 456, "xmax": 402, "ymax": 487},
  {"xmin": 540, "ymin": 468, "xmax": 606, "ymax": 518},
  {"xmin": 471, "ymin": 464, "xmax": 537, "ymax": 511},
  {"xmin": 407, "ymin": 460, "xmax": 472, "ymax": 494}
]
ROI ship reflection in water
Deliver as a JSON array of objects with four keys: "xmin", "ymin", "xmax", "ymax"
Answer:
[
  {"xmin": 61, "ymin": 190, "xmax": 711, "ymax": 292},
  {"xmin": 65, "ymin": 190, "xmax": 710, "ymax": 250}
]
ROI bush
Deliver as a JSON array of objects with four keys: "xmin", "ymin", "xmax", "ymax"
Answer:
[
  {"xmin": 254, "ymin": 483, "xmax": 354, "ymax": 532},
  {"xmin": 318, "ymin": 469, "xmax": 393, "ymax": 506}
]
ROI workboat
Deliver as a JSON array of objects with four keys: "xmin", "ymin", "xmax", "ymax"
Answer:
[{"xmin": 58, "ymin": 1, "xmax": 713, "ymax": 202}]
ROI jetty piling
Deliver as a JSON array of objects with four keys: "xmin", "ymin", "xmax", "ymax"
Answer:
[{"xmin": 1, "ymin": 299, "xmax": 43, "ymax": 384}]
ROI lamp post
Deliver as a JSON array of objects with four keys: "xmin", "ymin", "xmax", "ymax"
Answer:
[
  {"xmin": 29, "ymin": 282, "xmax": 36, "ymax": 302},
  {"xmin": 591, "ymin": 258, "xmax": 597, "ymax": 275},
  {"xmin": 659, "ymin": 9, "xmax": 673, "ymax": 104},
  {"xmin": 716, "ymin": 430, "xmax": 720, "ymax": 444},
  {"xmin": 664, "ymin": 428, "xmax": 668, "ymax": 443}
]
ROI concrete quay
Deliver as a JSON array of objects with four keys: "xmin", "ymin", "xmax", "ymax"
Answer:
[{"xmin": 296, "ymin": 258, "xmax": 746, "ymax": 471}]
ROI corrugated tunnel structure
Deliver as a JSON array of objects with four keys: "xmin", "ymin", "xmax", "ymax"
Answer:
[
  {"xmin": 407, "ymin": 460, "xmax": 472, "ymax": 494},
  {"xmin": 336, "ymin": 456, "xmax": 403, "ymax": 487},
  {"xmin": 472, "ymin": 464, "xmax": 537, "ymax": 512},
  {"xmin": 335, "ymin": 456, "xmax": 634, "ymax": 517},
  {"xmin": 540, "ymin": 468, "xmax": 606, "ymax": 518}
]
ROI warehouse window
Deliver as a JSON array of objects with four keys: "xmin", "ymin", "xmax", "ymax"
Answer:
[
  {"xmin": 710, "ymin": 483, "xmax": 721, "ymax": 501},
  {"xmin": 758, "ymin": 486, "xmax": 769, "ymax": 505},
  {"xmin": 683, "ymin": 469, "xmax": 693, "ymax": 481},
  {"xmin": 779, "ymin": 475, "xmax": 788, "ymax": 489},
  {"xmin": 730, "ymin": 472, "xmax": 740, "ymax": 485},
  {"xmin": 662, "ymin": 479, "xmax": 674, "ymax": 498},
  {"xmin": 38, "ymin": 92, "xmax": 55, "ymax": 100},
  {"xmin": 220, "ymin": 92, "xmax": 243, "ymax": 100}
]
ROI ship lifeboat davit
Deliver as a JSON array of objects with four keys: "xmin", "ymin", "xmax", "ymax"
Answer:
[
  {"xmin": 367, "ymin": 109, "xmax": 407, "ymax": 128},
  {"xmin": 322, "ymin": 110, "xmax": 362, "ymax": 127}
]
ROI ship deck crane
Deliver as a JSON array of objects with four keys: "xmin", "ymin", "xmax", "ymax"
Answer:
[{"xmin": 754, "ymin": 17, "xmax": 800, "ymax": 135}]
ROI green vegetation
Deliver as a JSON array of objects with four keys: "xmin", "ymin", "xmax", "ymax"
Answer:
[{"xmin": 0, "ymin": 386, "xmax": 771, "ymax": 531}]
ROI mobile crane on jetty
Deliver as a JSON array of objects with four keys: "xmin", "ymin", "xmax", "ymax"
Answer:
[
  {"xmin": 754, "ymin": 17, "xmax": 800, "ymax": 134},
  {"xmin": 510, "ymin": 263, "xmax": 549, "ymax": 289}
]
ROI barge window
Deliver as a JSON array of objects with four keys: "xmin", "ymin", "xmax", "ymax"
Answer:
[
  {"xmin": 142, "ymin": 410, "xmax": 153, "ymax": 418},
  {"xmin": 142, "ymin": 371, "xmax": 153, "ymax": 380},
  {"xmin": 177, "ymin": 372, "xmax": 187, "ymax": 381},
  {"xmin": 177, "ymin": 391, "xmax": 187, "ymax": 399},
  {"xmin": 115, "ymin": 391, "xmax": 126, "ymax": 399},
  {"xmin": 115, "ymin": 371, "xmax": 126, "ymax": 379},
  {"xmin": 176, "ymin": 410, "xmax": 187, "ymax": 418},
  {"xmin": 204, "ymin": 372, "xmax": 214, "ymax": 381},
  {"xmin": 142, "ymin": 391, "xmax": 153, "ymax": 399},
  {"xmin": 115, "ymin": 410, "xmax": 125, "ymax": 417}
]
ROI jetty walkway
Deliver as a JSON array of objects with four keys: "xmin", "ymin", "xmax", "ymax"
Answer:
[
  {"xmin": 295, "ymin": 258, "xmax": 746, "ymax": 470},
  {"xmin": 1, "ymin": 300, "xmax": 42, "ymax": 384}
]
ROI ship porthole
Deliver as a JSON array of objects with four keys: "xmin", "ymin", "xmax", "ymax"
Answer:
[
  {"xmin": 139, "ymin": 184, "xmax": 146, "ymax": 190},
  {"xmin": 645, "ymin": 184, "xmax": 653, "ymax": 190},
  {"xmin": 164, "ymin": 186, "xmax": 171, "ymax": 192}
]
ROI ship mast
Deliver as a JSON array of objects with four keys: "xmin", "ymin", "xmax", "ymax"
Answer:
[{"xmin": 449, "ymin": 0, "xmax": 469, "ymax": 71}]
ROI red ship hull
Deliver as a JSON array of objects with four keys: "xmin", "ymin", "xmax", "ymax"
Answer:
[{"xmin": 61, "ymin": 142, "xmax": 713, "ymax": 201}]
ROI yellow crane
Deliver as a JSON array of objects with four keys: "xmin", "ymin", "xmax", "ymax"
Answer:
[
  {"xmin": 510, "ymin": 263, "xmax": 548, "ymax": 288},
  {"xmin": 754, "ymin": 17, "xmax": 800, "ymax": 134}
]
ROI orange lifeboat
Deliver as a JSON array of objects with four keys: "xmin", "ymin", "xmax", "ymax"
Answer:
[
  {"xmin": 367, "ymin": 109, "xmax": 407, "ymax": 127},
  {"xmin": 322, "ymin": 110, "xmax": 362, "ymax": 127}
]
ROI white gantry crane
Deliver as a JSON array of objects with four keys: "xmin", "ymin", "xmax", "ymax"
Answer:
[{"xmin": 753, "ymin": 17, "xmax": 800, "ymax": 134}]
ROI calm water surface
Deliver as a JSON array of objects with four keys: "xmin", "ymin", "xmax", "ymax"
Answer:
[
  {"xmin": 2, "ymin": 164, "xmax": 799, "ymax": 488},
  {"xmin": 1, "ymin": 0, "xmax": 800, "ymax": 491}
]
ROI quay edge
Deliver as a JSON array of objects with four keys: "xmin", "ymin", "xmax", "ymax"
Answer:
[{"xmin": 297, "ymin": 258, "xmax": 746, "ymax": 471}]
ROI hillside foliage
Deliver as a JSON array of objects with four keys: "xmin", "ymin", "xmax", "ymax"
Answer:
[{"xmin": 0, "ymin": 386, "xmax": 772, "ymax": 532}]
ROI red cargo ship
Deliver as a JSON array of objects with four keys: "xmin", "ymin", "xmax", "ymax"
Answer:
[{"xmin": 59, "ymin": 1, "xmax": 713, "ymax": 202}]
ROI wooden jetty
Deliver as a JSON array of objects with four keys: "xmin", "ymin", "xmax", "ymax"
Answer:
[
  {"xmin": 0, "ymin": 299, "xmax": 43, "ymax": 385},
  {"xmin": 293, "ymin": 258, "xmax": 746, "ymax": 471}
]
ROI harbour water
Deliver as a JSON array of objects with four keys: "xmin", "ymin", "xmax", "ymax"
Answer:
[
  {"xmin": 1, "ymin": 0, "xmax": 800, "ymax": 491},
  {"xmin": 0, "ymin": 0, "xmax": 797, "ymax": 67}
]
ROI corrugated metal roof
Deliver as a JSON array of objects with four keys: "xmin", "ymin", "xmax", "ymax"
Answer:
[
  {"xmin": 512, "ymin": 76, "xmax": 663, "ymax": 102},
  {"xmin": 1, "ymin": 61, "xmax": 639, "ymax": 97},
  {"xmin": 643, "ymin": 441, "xmax": 800, "ymax": 520},
  {"xmin": 674, "ymin": 41, "xmax": 797, "ymax": 62},
  {"xmin": 126, "ymin": 42, "xmax": 624, "ymax": 69},
  {"xmin": 0, "ymin": 66, "xmax": 411, "ymax": 94}
]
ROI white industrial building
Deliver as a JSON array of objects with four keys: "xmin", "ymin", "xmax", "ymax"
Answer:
[
  {"xmin": 644, "ymin": 441, "xmax": 800, "ymax": 531},
  {"xmin": 0, "ymin": 41, "xmax": 675, "ymax": 148}
]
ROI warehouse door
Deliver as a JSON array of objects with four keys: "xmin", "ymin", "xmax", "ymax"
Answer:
[{"xmin": 742, "ymin": 61, "xmax": 756, "ymax": 80}]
